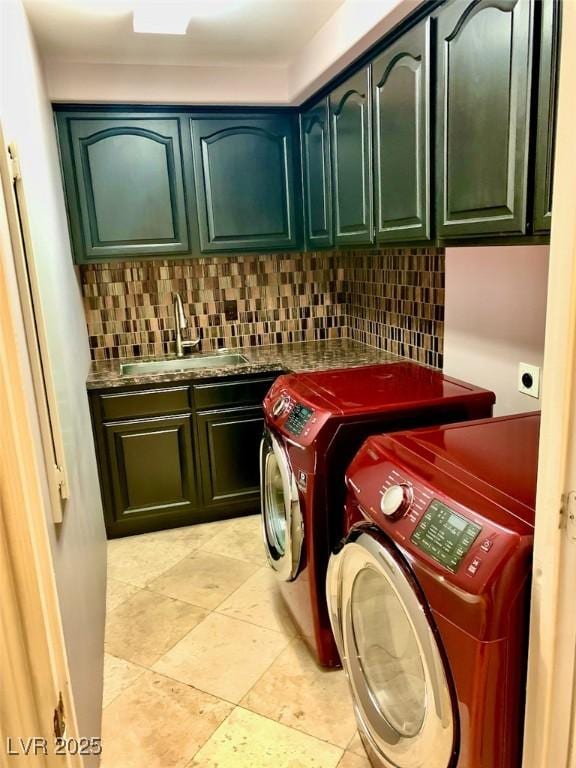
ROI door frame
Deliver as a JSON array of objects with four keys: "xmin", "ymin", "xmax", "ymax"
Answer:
[
  {"xmin": 0, "ymin": 131, "xmax": 81, "ymax": 766},
  {"xmin": 522, "ymin": 3, "xmax": 576, "ymax": 766}
]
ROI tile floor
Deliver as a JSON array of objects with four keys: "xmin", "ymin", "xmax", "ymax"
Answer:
[{"xmin": 102, "ymin": 514, "xmax": 370, "ymax": 768}]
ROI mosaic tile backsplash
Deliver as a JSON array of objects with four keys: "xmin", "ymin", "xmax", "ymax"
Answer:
[{"xmin": 80, "ymin": 247, "xmax": 444, "ymax": 367}]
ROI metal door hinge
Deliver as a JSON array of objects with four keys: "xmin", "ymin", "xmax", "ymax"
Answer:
[
  {"xmin": 53, "ymin": 692, "xmax": 66, "ymax": 739},
  {"xmin": 53, "ymin": 464, "xmax": 69, "ymax": 500},
  {"xmin": 561, "ymin": 491, "xmax": 576, "ymax": 541},
  {"xmin": 7, "ymin": 144, "xmax": 21, "ymax": 181}
]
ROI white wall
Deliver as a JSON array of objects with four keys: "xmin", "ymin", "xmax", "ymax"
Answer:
[
  {"xmin": 44, "ymin": 0, "xmax": 417, "ymax": 105},
  {"xmin": 443, "ymin": 246, "xmax": 549, "ymax": 417},
  {"xmin": 0, "ymin": 1, "xmax": 107, "ymax": 758}
]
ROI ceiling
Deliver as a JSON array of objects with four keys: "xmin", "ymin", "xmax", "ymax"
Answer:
[{"xmin": 23, "ymin": 0, "xmax": 346, "ymax": 67}]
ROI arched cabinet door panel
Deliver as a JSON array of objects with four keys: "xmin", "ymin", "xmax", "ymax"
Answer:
[
  {"xmin": 373, "ymin": 19, "xmax": 432, "ymax": 243},
  {"xmin": 533, "ymin": 0, "xmax": 560, "ymax": 234},
  {"xmin": 190, "ymin": 115, "xmax": 302, "ymax": 252},
  {"xmin": 300, "ymin": 98, "xmax": 333, "ymax": 249},
  {"xmin": 329, "ymin": 67, "xmax": 374, "ymax": 246},
  {"xmin": 55, "ymin": 113, "xmax": 192, "ymax": 262},
  {"xmin": 436, "ymin": 0, "xmax": 533, "ymax": 238}
]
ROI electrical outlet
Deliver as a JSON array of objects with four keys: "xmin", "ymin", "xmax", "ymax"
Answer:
[{"xmin": 518, "ymin": 362, "xmax": 541, "ymax": 398}]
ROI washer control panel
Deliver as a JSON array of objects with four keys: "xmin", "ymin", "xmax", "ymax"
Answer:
[
  {"xmin": 411, "ymin": 499, "xmax": 483, "ymax": 573},
  {"xmin": 285, "ymin": 403, "xmax": 315, "ymax": 436}
]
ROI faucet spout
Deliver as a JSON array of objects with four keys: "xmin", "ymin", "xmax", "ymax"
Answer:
[{"xmin": 172, "ymin": 293, "xmax": 200, "ymax": 357}]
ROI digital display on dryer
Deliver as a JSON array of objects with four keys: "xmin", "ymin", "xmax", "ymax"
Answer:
[
  {"xmin": 411, "ymin": 500, "xmax": 482, "ymax": 573},
  {"xmin": 285, "ymin": 404, "xmax": 314, "ymax": 436}
]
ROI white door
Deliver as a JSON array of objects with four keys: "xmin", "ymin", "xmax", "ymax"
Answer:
[
  {"xmin": 260, "ymin": 429, "xmax": 304, "ymax": 581},
  {"xmin": 327, "ymin": 527, "xmax": 455, "ymax": 768}
]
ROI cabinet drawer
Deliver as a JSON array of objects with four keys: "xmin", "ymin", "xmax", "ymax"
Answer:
[
  {"xmin": 100, "ymin": 387, "xmax": 191, "ymax": 420},
  {"xmin": 193, "ymin": 377, "xmax": 276, "ymax": 411}
]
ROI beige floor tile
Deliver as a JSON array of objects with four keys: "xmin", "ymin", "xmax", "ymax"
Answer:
[
  {"xmin": 337, "ymin": 751, "xmax": 372, "ymax": 768},
  {"xmin": 106, "ymin": 577, "xmax": 140, "ymax": 612},
  {"xmin": 215, "ymin": 567, "xmax": 297, "ymax": 634},
  {"xmin": 187, "ymin": 707, "xmax": 343, "ymax": 768},
  {"xmin": 200, "ymin": 514, "xmax": 266, "ymax": 565},
  {"xmin": 148, "ymin": 552, "xmax": 259, "ymax": 609},
  {"xmin": 101, "ymin": 670, "xmax": 232, "ymax": 768},
  {"xmin": 347, "ymin": 732, "xmax": 367, "ymax": 757},
  {"xmin": 136, "ymin": 521, "xmax": 223, "ymax": 551},
  {"xmin": 105, "ymin": 590, "xmax": 208, "ymax": 666},
  {"xmin": 102, "ymin": 653, "xmax": 145, "ymax": 708},
  {"xmin": 153, "ymin": 613, "xmax": 290, "ymax": 703},
  {"xmin": 241, "ymin": 637, "xmax": 356, "ymax": 748},
  {"xmin": 107, "ymin": 535, "xmax": 191, "ymax": 587}
]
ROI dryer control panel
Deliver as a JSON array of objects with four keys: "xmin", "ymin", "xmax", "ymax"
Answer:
[
  {"xmin": 411, "ymin": 500, "xmax": 482, "ymax": 573},
  {"xmin": 285, "ymin": 404, "xmax": 315, "ymax": 436}
]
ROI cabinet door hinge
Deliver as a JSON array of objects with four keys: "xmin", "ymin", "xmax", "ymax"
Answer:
[
  {"xmin": 7, "ymin": 144, "xmax": 21, "ymax": 181},
  {"xmin": 561, "ymin": 491, "xmax": 576, "ymax": 541}
]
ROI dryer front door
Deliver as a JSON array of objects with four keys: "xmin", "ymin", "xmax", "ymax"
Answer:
[
  {"xmin": 327, "ymin": 527, "xmax": 457, "ymax": 768},
  {"xmin": 260, "ymin": 429, "xmax": 304, "ymax": 581}
]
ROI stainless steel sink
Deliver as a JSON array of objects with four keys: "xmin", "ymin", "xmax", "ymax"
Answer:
[{"xmin": 120, "ymin": 353, "xmax": 249, "ymax": 376}]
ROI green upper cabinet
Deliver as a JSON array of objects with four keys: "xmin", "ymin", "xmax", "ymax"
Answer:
[
  {"xmin": 190, "ymin": 114, "xmax": 302, "ymax": 252},
  {"xmin": 300, "ymin": 98, "xmax": 333, "ymax": 249},
  {"xmin": 55, "ymin": 112, "xmax": 193, "ymax": 263},
  {"xmin": 373, "ymin": 19, "xmax": 432, "ymax": 243},
  {"xmin": 533, "ymin": 0, "xmax": 560, "ymax": 234},
  {"xmin": 436, "ymin": 0, "xmax": 533, "ymax": 239},
  {"xmin": 329, "ymin": 67, "xmax": 374, "ymax": 246}
]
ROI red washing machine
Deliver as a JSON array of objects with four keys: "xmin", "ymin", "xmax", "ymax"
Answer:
[
  {"xmin": 327, "ymin": 412, "xmax": 540, "ymax": 768},
  {"xmin": 260, "ymin": 362, "xmax": 495, "ymax": 667}
]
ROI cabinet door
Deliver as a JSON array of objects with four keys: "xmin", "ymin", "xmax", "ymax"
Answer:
[
  {"xmin": 373, "ymin": 19, "xmax": 431, "ymax": 243},
  {"xmin": 533, "ymin": 0, "xmax": 560, "ymax": 233},
  {"xmin": 104, "ymin": 414, "xmax": 198, "ymax": 532},
  {"xmin": 300, "ymin": 98, "xmax": 333, "ymax": 249},
  {"xmin": 330, "ymin": 67, "xmax": 374, "ymax": 245},
  {"xmin": 55, "ymin": 113, "xmax": 192, "ymax": 263},
  {"xmin": 436, "ymin": 0, "xmax": 533, "ymax": 238},
  {"xmin": 190, "ymin": 114, "xmax": 301, "ymax": 252},
  {"xmin": 197, "ymin": 406, "xmax": 264, "ymax": 509}
]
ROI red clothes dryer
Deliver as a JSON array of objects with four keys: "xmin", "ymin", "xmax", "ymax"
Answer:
[
  {"xmin": 327, "ymin": 412, "xmax": 540, "ymax": 768},
  {"xmin": 260, "ymin": 362, "xmax": 495, "ymax": 667}
]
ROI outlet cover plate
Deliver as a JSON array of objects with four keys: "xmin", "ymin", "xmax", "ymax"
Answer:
[{"xmin": 518, "ymin": 362, "xmax": 541, "ymax": 398}]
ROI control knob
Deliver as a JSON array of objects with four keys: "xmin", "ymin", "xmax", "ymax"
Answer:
[
  {"xmin": 272, "ymin": 394, "xmax": 291, "ymax": 418},
  {"xmin": 380, "ymin": 483, "xmax": 413, "ymax": 519}
]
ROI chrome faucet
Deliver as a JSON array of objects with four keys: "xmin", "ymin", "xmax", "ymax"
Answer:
[{"xmin": 173, "ymin": 293, "xmax": 200, "ymax": 357}]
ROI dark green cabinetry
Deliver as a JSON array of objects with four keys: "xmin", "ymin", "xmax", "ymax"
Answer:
[
  {"xmin": 436, "ymin": 0, "xmax": 533, "ymax": 239},
  {"xmin": 373, "ymin": 19, "xmax": 431, "ymax": 243},
  {"xmin": 90, "ymin": 375, "xmax": 276, "ymax": 537},
  {"xmin": 104, "ymin": 414, "xmax": 198, "ymax": 526},
  {"xmin": 300, "ymin": 98, "xmax": 333, "ymax": 249},
  {"xmin": 55, "ymin": 113, "xmax": 193, "ymax": 262},
  {"xmin": 330, "ymin": 67, "xmax": 374, "ymax": 245},
  {"xmin": 197, "ymin": 407, "xmax": 264, "ymax": 508},
  {"xmin": 190, "ymin": 114, "xmax": 301, "ymax": 252},
  {"xmin": 533, "ymin": 0, "xmax": 559, "ymax": 233}
]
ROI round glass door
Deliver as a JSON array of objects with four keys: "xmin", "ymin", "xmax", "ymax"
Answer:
[
  {"xmin": 260, "ymin": 432, "xmax": 303, "ymax": 582},
  {"xmin": 327, "ymin": 532, "xmax": 456, "ymax": 768},
  {"xmin": 264, "ymin": 449, "xmax": 287, "ymax": 558},
  {"xmin": 351, "ymin": 567, "xmax": 426, "ymax": 738}
]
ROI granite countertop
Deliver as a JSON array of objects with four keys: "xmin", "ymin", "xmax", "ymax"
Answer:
[{"xmin": 86, "ymin": 339, "xmax": 403, "ymax": 390}]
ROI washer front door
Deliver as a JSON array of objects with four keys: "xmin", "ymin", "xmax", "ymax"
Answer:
[
  {"xmin": 327, "ymin": 527, "xmax": 457, "ymax": 768},
  {"xmin": 260, "ymin": 430, "xmax": 304, "ymax": 581}
]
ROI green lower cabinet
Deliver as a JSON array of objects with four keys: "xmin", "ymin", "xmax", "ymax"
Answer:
[
  {"xmin": 90, "ymin": 375, "xmax": 276, "ymax": 537},
  {"xmin": 103, "ymin": 413, "xmax": 198, "ymax": 535},
  {"xmin": 197, "ymin": 407, "xmax": 264, "ymax": 511}
]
